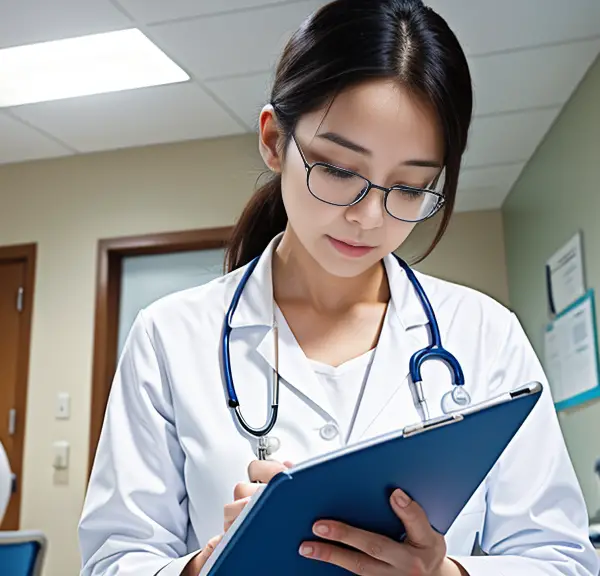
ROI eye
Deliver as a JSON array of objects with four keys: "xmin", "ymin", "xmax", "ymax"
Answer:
[
  {"xmin": 322, "ymin": 165, "xmax": 356, "ymax": 180},
  {"xmin": 395, "ymin": 186, "xmax": 425, "ymax": 199}
]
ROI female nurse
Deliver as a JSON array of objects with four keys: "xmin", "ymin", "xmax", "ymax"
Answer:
[{"xmin": 78, "ymin": 1, "xmax": 599, "ymax": 575}]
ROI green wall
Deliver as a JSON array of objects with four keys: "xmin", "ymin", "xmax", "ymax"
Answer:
[{"xmin": 503, "ymin": 55, "xmax": 600, "ymax": 517}]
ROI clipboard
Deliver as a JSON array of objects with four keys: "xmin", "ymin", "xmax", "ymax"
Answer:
[{"xmin": 201, "ymin": 382, "xmax": 543, "ymax": 576}]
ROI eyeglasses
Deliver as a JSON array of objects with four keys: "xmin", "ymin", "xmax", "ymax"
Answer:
[{"xmin": 291, "ymin": 134, "xmax": 445, "ymax": 223}]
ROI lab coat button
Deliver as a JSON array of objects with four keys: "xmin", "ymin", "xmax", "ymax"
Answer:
[{"xmin": 320, "ymin": 423, "xmax": 339, "ymax": 441}]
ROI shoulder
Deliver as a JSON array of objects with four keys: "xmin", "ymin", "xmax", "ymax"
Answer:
[
  {"xmin": 133, "ymin": 265, "xmax": 247, "ymax": 337},
  {"xmin": 413, "ymin": 270, "xmax": 518, "ymax": 353}
]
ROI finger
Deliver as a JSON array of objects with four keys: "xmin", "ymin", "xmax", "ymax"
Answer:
[
  {"xmin": 311, "ymin": 520, "xmax": 397, "ymax": 565},
  {"xmin": 233, "ymin": 482, "xmax": 260, "ymax": 500},
  {"xmin": 390, "ymin": 489, "xmax": 438, "ymax": 547},
  {"xmin": 247, "ymin": 459, "xmax": 288, "ymax": 483},
  {"xmin": 188, "ymin": 535, "xmax": 223, "ymax": 572},
  {"xmin": 299, "ymin": 541, "xmax": 391, "ymax": 575},
  {"xmin": 224, "ymin": 497, "xmax": 251, "ymax": 531}
]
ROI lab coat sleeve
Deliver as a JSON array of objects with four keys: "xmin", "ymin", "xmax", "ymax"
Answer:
[
  {"xmin": 0, "ymin": 441, "xmax": 11, "ymax": 524},
  {"xmin": 79, "ymin": 311, "xmax": 201, "ymax": 576},
  {"xmin": 451, "ymin": 312, "xmax": 600, "ymax": 576}
]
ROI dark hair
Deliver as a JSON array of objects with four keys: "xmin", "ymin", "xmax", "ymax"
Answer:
[{"xmin": 225, "ymin": 0, "xmax": 473, "ymax": 272}]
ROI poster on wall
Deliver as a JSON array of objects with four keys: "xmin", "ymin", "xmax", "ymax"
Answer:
[
  {"xmin": 545, "ymin": 231, "xmax": 586, "ymax": 316},
  {"xmin": 543, "ymin": 289, "xmax": 600, "ymax": 411}
]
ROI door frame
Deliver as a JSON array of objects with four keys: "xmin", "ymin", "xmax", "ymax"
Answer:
[
  {"xmin": 0, "ymin": 243, "xmax": 36, "ymax": 529},
  {"xmin": 88, "ymin": 227, "xmax": 232, "ymax": 474}
]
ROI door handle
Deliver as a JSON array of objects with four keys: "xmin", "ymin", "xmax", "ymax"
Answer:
[
  {"xmin": 8, "ymin": 409, "xmax": 16, "ymax": 436},
  {"xmin": 11, "ymin": 473, "xmax": 17, "ymax": 494}
]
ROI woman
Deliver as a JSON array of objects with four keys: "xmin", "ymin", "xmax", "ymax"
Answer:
[{"xmin": 79, "ymin": 1, "xmax": 599, "ymax": 575}]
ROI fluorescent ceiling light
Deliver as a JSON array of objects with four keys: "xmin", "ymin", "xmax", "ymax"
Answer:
[{"xmin": 0, "ymin": 29, "xmax": 190, "ymax": 108}]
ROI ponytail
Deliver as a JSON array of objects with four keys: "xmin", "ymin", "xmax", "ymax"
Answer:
[{"xmin": 224, "ymin": 174, "xmax": 288, "ymax": 273}]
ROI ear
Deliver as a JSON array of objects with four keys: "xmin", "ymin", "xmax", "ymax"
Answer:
[{"xmin": 258, "ymin": 105, "xmax": 284, "ymax": 173}]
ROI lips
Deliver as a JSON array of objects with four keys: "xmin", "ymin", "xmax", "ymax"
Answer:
[{"xmin": 327, "ymin": 236, "xmax": 375, "ymax": 258}]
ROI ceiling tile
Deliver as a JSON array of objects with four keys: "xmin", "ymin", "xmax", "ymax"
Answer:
[
  {"xmin": 427, "ymin": 0, "xmax": 600, "ymax": 56},
  {"xmin": 0, "ymin": 0, "xmax": 131, "ymax": 49},
  {"xmin": 471, "ymin": 39, "xmax": 600, "ymax": 116},
  {"xmin": 116, "ymin": 0, "xmax": 298, "ymax": 24},
  {"xmin": 206, "ymin": 72, "xmax": 273, "ymax": 130},
  {"xmin": 454, "ymin": 185, "xmax": 509, "ymax": 212},
  {"xmin": 459, "ymin": 163, "xmax": 525, "ymax": 193},
  {"xmin": 147, "ymin": 1, "xmax": 325, "ymax": 80},
  {"xmin": 0, "ymin": 112, "xmax": 73, "ymax": 164},
  {"xmin": 462, "ymin": 107, "xmax": 561, "ymax": 168},
  {"xmin": 9, "ymin": 82, "xmax": 245, "ymax": 153}
]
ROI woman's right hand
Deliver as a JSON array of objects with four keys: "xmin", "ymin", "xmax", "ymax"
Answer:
[
  {"xmin": 225, "ymin": 459, "xmax": 293, "ymax": 530},
  {"xmin": 183, "ymin": 459, "xmax": 293, "ymax": 575}
]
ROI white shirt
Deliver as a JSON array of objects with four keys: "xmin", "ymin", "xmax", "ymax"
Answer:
[
  {"xmin": 309, "ymin": 349, "xmax": 375, "ymax": 443},
  {"xmin": 78, "ymin": 234, "xmax": 600, "ymax": 576},
  {"xmin": 0, "ymin": 441, "xmax": 11, "ymax": 524}
]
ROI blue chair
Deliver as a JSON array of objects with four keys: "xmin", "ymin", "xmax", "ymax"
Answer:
[{"xmin": 0, "ymin": 530, "xmax": 47, "ymax": 576}]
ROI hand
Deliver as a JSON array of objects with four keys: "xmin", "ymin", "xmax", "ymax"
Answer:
[
  {"xmin": 184, "ymin": 460, "xmax": 294, "ymax": 575},
  {"xmin": 181, "ymin": 535, "xmax": 223, "ymax": 576},
  {"xmin": 224, "ymin": 459, "xmax": 294, "ymax": 531},
  {"xmin": 298, "ymin": 489, "xmax": 468, "ymax": 576}
]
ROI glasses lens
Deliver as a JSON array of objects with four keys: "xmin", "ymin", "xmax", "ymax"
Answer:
[
  {"xmin": 385, "ymin": 188, "xmax": 441, "ymax": 222},
  {"xmin": 308, "ymin": 164, "xmax": 369, "ymax": 206}
]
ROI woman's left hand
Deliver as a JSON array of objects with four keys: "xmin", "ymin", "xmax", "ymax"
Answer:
[{"xmin": 299, "ymin": 488, "xmax": 467, "ymax": 576}]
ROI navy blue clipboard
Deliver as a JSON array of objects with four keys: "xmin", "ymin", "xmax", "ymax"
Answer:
[{"xmin": 201, "ymin": 382, "xmax": 542, "ymax": 576}]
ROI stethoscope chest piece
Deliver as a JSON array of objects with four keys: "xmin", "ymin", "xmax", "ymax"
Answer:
[{"xmin": 441, "ymin": 385, "xmax": 471, "ymax": 414}]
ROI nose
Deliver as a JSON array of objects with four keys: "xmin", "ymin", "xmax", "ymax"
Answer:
[{"xmin": 345, "ymin": 186, "xmax": 385, "ymax": 229}]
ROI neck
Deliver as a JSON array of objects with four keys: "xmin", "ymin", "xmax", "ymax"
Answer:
[{"xmin": 272, "ymin": 228, "xmax": 389, "ymax": 314}]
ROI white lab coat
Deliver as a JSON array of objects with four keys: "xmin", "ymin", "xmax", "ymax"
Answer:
[
  {"xmin": 79, "ymin": 235, "xmax": 599, "ymax": 576},
  {"xmin": 0, "ymin": 441, "xmax": 10, "ymax": 525}
]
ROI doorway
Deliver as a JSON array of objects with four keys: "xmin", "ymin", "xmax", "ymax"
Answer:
[
  {"xmin": 88, "ymin": 227, "xmax": 231, "ymax": 474},
  {"xmin": 0, "ymin": 244, "xmax": 36, "ymax": 530}
]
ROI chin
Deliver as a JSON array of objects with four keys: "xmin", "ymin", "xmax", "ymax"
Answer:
[{"xmin": 316, "ymin": 253, "xmax": 380, "ymax": 278}]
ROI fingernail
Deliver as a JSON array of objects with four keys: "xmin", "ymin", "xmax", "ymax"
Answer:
[
  {"xmin": 393, "ymin": 489, "xmax": 411, "ymax": 508},
  {"xmin": 299, "ymin": 544, "xmax": 314, "ymax": 557},
  {"xmin": 314, "ymin": 523, "xmax": 330, "ymax": 536}
]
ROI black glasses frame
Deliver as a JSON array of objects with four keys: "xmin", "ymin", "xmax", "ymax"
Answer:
[{"xmin": 291, "ymin": 134, "xmax": 445, "ymax": 223}]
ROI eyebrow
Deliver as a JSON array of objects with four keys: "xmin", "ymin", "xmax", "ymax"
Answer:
[{"xmin": 316, "ymin": 131, "xmax": 442, "ymax": 169}]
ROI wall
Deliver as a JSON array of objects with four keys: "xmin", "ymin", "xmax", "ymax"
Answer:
[
  {"xmin": 0, "ymin": 134, "xmax": 508, "ymax": 576},
  {"xmin": 503, "ymin": 55, "xmax": 600, "ymax": 517}
]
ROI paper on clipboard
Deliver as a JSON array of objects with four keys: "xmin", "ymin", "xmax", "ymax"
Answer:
[
  {"xmin": 546, "ymin": 232, "xmax": 585, "ymax": 315},
  {"xmin": 543, "ymin": 290, "xmax": 600, "ymax": 411}
]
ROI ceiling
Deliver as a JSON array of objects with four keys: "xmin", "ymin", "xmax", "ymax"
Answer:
[{"xmin": 1, "ymin": 0, "xmax": 599, "ymax": 211}]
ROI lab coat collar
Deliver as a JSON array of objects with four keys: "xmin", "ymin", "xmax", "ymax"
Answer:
[{"xmin": 226, "ymin": 235, "xmax": 431, "ymax": 331}]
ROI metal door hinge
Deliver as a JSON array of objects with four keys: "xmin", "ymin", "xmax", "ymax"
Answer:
[{"xmin": 16, "ymin": 287, "xmax": 24, "ymax": 312}]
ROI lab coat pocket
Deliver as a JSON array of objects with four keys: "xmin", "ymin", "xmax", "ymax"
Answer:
[{"xmin": 444, "ymin": 508, "xmax": 485, "ymax": 557}]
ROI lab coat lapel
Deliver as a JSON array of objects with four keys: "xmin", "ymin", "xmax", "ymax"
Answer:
[
  {"xmin": 348, "ymin": 254, "xmax": 430, "ymax": 443},
  {"xmin": 257, "ymin": 317, "xmax": 337, "ymax": 421},
  {"xmin": 224, "ymin": 233, "xmax": 336, "ymax": 422}
]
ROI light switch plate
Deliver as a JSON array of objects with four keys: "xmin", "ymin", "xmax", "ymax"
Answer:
[{"xmin": 56, "ymin": 392, "xmax": 70, "ymax": 420}]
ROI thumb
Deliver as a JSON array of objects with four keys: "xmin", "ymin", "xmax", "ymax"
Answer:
[{"xmin": 390, "ymin": 489, "xmax": 437, "ymax": 547}]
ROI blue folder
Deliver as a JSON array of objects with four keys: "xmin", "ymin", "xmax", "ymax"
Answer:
[{"xmin": 201, "ymin": 382, "xmax": 542, "ymax": 575}]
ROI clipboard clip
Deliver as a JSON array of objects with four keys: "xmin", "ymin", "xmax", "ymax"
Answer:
[{"xmin": 402, "ymin": 413, "xmax": 464, "ymax": 438}]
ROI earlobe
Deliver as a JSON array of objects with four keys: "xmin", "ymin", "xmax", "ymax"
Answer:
[{"xmin": 258, "ymin": 104, "xmax": 283, "ymax": 173}]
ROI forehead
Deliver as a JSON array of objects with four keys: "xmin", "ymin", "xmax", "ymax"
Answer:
[{"xmin": 299, "ymin": 79, "xmax": 444, "ymax": 162}]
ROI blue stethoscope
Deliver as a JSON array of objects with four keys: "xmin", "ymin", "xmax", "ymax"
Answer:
[{"xmin": 222, "ymin": 253, "xmax": 470, "ymax": 458}]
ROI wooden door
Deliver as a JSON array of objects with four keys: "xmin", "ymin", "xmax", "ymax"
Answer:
[{"xmin": 0, "ymin": 247, "xmax": 35, "ymax": 530}]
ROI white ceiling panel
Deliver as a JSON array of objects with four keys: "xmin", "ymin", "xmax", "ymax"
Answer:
[
  {"xmin": 206, "ymin": 72, "xmax": 273, "ymax": 130},
  {"xmin": 9, "ymin": 83, "xmax": 245, "ymax": 153},
  {"xmin": 462, "ymin": 107, "xmax": 561, "ymax": 169},
  {"xmin": 147, "ymin": 0, "xmax": 325, "ymax": 80},
  {"xmin": 116, "ymin": 0, "xmax": 298, "ymax": 25},
  {"xmin": 454, "ymin": 185, "xmax": 510, "ymax": 213},
  {"xmin": 459, "ymin": 163, "xmax": 525, "ymax": 193},
  {"xmin": 0, "ymin": 0, "xmax": 132, "ymax": 50},
  {"xmin": 0, "ymin": 112, "xmax": 73, "ymax": 164},
  {"xmin": 428, "ymin": 0, "xmax": 600, "ymax": 56},
  {"xmin": 471, "ymin": 39, "xmax": 600, "ymax": 116}
]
